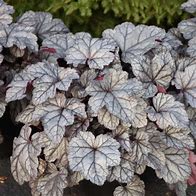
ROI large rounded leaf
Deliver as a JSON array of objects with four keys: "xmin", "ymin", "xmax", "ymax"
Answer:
[
  {"xmin": 68, "ymin": 132, "xmax": 120, "ymax": 185},
  {"xmin": 65, "ymin": 32, "xmax": 116, "ymax": 69},
  {"xmin": 10, "ymin": 125, "xmax": 46, "ymax": 185}
]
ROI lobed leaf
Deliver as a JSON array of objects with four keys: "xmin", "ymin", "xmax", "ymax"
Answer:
[
  {"xmin": 103, "ymin": 22, "xmax": 165, "ymax": 63},
  {"xmin": 147, "ymin": 93, "xmax": 189, "ymax": 129},
  {"xmin": 68, "ymin": 131, "xmax": 120, "ymax": 185}
]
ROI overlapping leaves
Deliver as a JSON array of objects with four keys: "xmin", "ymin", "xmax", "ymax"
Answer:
[
  {"xmin": 0, "ymin": 0, "xmax": 196, "ymax": 196},
  {"xmin": 86, "ymin": 68, "xmax": 146, "ymax": 127}
]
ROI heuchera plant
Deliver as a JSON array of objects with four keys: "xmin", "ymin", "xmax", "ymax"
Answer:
[{"xmin": 0, "ymin": 0, "xmax": 196, "ymax": 195}]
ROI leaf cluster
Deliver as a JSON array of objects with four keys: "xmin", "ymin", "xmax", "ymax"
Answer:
[{"xmin": 0, "ymin": 0, "xmax": 196, "ymax": 195}]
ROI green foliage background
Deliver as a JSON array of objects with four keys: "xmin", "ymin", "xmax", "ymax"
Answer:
[{"xmin": 6, "ymin": 0, "xmax": 189, "ymax": 36}]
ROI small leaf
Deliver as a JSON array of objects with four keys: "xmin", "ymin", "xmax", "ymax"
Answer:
[
  {"xmin": 16, "ymin": 104, "xmax": 44, "ymax": 125},
  {"xmin": 44, "ymin": 137, "xmax": 68, "ymax": 163},
  {"xmin": 65, "ymin": 32, "xmax": 116, "ymax": 69},
  {"xmin": 36, "ymin": 165, "xmax": 68, "ymax": 196},
  {"xmin": 98, "ymin": 107, "xmax": 120, "ymax": 130},
  {"xmin": 108, "ymin": 153, "xmax": 134, "ymax": 183},
  {"xmin": 11, "ymin": 125, "xmax": 44, "ymax": 185},
  {"xmin": 169, "ymin": 181, "xmax": 187, "ymax": 196},
  {"xmin": 67, "ymin": 171, "xmax": 84, "ymax": 187},
  {"xmin": 173, "ymin": 64, "xmax": 196, "ymax": 108},
  {"xmin": 40, "ymin": 93, "xmax": 86, "ymax": 143},
  {"xmin": 147, "ymin": 93, "xmax": 189, "ymax": 129},
  {"xmin": 68, "ymin": 132, "xmax": 120, "ymax": 185},
  {"xmin": 113, "ymin": 175, "xmax": 145, "ymax": 196},
  {"xmin": 112, "ymin": 125, "xmax": 131, "ymax": 152},
  {"xmin": 147, "ymin": 150, "xmax": 166, "ymax": 171},
  {"xmin": 129, "ymin": 128, "xmax": 150, "ymax": 164}
]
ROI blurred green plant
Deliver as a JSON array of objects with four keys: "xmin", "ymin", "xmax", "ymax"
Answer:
[{"xmin": 6, "ymin": 0, "xmax": 189, "ymax": 36}]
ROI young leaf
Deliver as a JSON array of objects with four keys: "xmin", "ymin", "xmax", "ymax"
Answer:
[
  {"xmin": 173, "ymin": 64, "xmax": 196, "ymax": 108},
  {"xmin": 160, "ymin": 126, "xmax": 195, "ymax": 149},
  {"xmin": 67, "ymin": 171, "xmax": 84, "ymax": 187},
  {"xmin": 147, "ymin": 93, "xmax": 189, "ymax": 129},
  {"xmin": 98, "ymin": 107, "xmax": 120, "ymax": 130},
  {"xmin": 0, "ymin": 0, "xmax": 14, "ymax": 25},
  {"xmin": 40, "ymin": 93, "xmax": 86, "ymax": 143},
  {"xmin": 130, "ymin": 98, "xmax": 147, "ymax": 128},
  {"xmin": 155, "ymin": 148, "xmax": 191, "ymax": 184},
  {"xmin": 68, "ymin": 132, "xmax": 120, "ymax": 185},
  {"xmin": 112, "ymin": 125, "xmax": 131, "ymax": 152},
  {"xmin": 64, "ymin": 118, "xmax": 90, "ymax": 138},
  {"xmin": 108, "ymin": 153, "xmax": 134, "ymax": 183},
  {"xmin": 17, "ymin": 11, "xmax": 69, "ymax": 40},
  {"xmin": 27, "ymin": 61, "xmax": 79, "ymax": 104},
  {"xmin": 10, "ymin": 125, "xmax": 44, "ymax": 185},
  {"xmin": 86, "ymin": 69, "xmax": 140, "ymax": 124},
  {"xmin": 113, "ymin": 175, "xmax": 145, "ymax": 196},
  {"xmin": 103, "ymin": 22, "xmax": 165, "ymax": 63},
  {"xmin": 181, "ymin": 0, "xmax": 196, "ymax": 13},
  {"xmin": 15, "ymin": 104, "xmax": 45, "ymax": 125},
  {"xmin": 36, "ymin": 165, "xmax": 68, "ymax": 196},
  {"xmin": 131, "ymin": 51, "xmax": 175, "ymax": 98},
  {"xmin": 0, "ymin": 23, "xmax": 38, "ymax": 52},
  {"xmin": 65, "ymin": 32, "xmax": 116, "ymax": 69},
  {"xmin": 129, "ymin": 128, "xmax": 150, "ymax": 164},
  {"xmin": 44, "ymin": 137, "xmax": 68, "ymax": 163}
]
